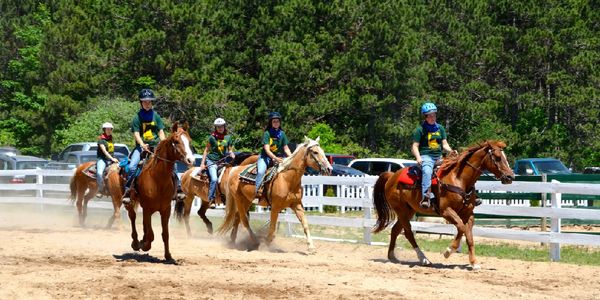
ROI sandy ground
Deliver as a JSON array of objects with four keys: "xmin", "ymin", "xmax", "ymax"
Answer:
[{"xmin": 0, "ymin": 203, "xmax": 599, "ymax": 300}]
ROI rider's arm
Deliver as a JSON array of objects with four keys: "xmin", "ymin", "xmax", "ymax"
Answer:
[
  {"xmin": 283, "ymin": 145, "xmax": 292, "ymax": 157},
  {"xmin": 200, "ymin": 142, "xmax": 210, "ymax": 169},
  {"xmin": 133, "ymin": 132, "xmax": 146, "ymax": 149},
  {"xmin": 263, "ymin": 144, "xmax": 278, "ymax": 160},
  {"xmin": 158, "ymin": 129, "xmax": 166, "ymax": 141},
  {"xmin": 442, "ymin": 139, "xmax": 454, "ymax": 153},
  {"xmin": 99, "ymin": 144, "xmax": 116, "ymax": 162},
  {"xmin": 411, "ymin": 142, "xmax": 422, "ymax": 164}
]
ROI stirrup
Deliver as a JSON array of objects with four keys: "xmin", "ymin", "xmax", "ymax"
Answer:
[
  {"xmin": 209, "ymin": 198, "xmax": 216, "ymax": 209},
  {"xmin": 121, "ymin": 189, "xmax": 131, "ymax": 205}
]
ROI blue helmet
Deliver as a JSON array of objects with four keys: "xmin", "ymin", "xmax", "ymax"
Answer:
[
  {"xmin": 139, "ymin": 88, "xmax": 156, "ymax": 101},
  {"xmin": 268, "ymin": 111, "xmax": 282, "ymax": 120},
  {"xmin": 421, "ymin": 102, "xmax": 437, "ymax": 115}
]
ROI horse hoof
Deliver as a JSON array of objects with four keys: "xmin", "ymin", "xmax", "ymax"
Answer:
[
  {"xmin": 131, "ymin": 240, "xmax": 140, "ymax": 251},
  {"xmin": 207, "ymin": 227, "xmax": 213, "ymax": 235},
  {"xmin": 469, "ymin": 264, "xmax": 481, "ymax": 270},
  {"xmin": 443, "ymin": 247, "xmax": 454, "ymax": 259},
  {"xmin": 421, "ymin": 258, "xmax": 432, "ymax": 266}
]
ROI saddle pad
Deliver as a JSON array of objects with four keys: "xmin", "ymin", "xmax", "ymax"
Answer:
[
  {"xmin": 397, "ymin": 166, "xmax": 439, "ymax": 186},
  {"xmin": 239, "ymin": 164, "xmax": 259, "ymax": 181}
]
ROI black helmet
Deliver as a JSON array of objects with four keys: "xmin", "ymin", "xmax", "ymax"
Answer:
[
  {"xmin": 268, "ymin": 112, "xmax": 282, "ymax": 120},
  {"xmin": 139, "ymin": 88, "xmax": 156, "ymax": 101}
]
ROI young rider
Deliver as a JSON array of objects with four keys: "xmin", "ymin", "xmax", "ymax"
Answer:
[
  {"xmin": 199, "ymin": 118, "xmax": 235, "ymax": 207},
  {"xmin": 96, "ymin": 122, "xmax": 119, "ymax": 197},
  {"xmin": 255, "ymin": 112, "xmax": 293, "ymax": 198}
]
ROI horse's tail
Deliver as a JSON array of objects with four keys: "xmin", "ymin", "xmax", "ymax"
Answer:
[
  {"xmin": 174, "ymin": 199, "xmax": 185, "ymax": 222},
  {"xmin": 69, "ymin": 175, "xmax": 77, "ymax": 204},
  {"xmin": 373, "ymin": 171, "xmax": 395, "ymax": 234},
  {"xmin": 217, "ymin": 189, "xmax": 237, "ymax": 235}
]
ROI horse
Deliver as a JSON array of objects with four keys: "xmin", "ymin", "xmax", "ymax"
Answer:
[
  {"xmin": 174, "ymin": 153, "xmax": 258, "ymax": 236},
  {"xmin": 218, "ymin": 136, "xmax": 332, "ymax": 252},
  {"xmin": 69, "ymin": 161, "xmax": 126, "ymax": 228},
  {"xmin": 372, "ymin": 140, "xmax": 515, "ymax": 270},
  {"xmin": 125, "ymin": 121, "xmax": 195, "ymax": 262}
]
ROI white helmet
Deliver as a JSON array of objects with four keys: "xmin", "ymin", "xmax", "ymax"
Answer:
[
  {"xmin": 213, "ymin": 118, "xmax": 226, "ymax": 126},
  {"xmin": 102, "ymin": 122, "xmax": 114, "ymax": 129}
]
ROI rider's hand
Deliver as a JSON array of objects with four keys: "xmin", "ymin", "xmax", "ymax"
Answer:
[
  {"xmin": 200, "ymin": 164, "xmax": 206, "ymax": 171},
  {"xmin": 142, "ymin": 143, "xmax": 150, "ymax": 152},
  {"xmin": 416, "ymin": 157, "xmax": 423, "ymax": 165},
  {"xmin": 274, "ymin": 157, "xmax": 283, "ymax": 164},
  {"xmin": 229, "ymin": 152, "xmax": 235, "ymax": 158},
  {"xmin": 111, "ymin": 157, "xmax": 119, "ymax": 163},
  {"xmin": 450, "ymin": 150, "xmax": 458, "ymax": 156}
]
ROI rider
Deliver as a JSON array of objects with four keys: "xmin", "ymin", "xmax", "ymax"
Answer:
[
  {"xmin": 411, "ymin": 102, "xmax": 457, "ymax": 209},
  {"xmin": 199, "ymin": 118, "xmax": 235, "ymax": 207},
  {"xmin": 96, "ymin": 122, "xmax": 119, "ymax": 197},
  {"xmin": 122, "ymin": 88, "xmax": 166, "ymax": 204},
  {"xmin": 255, "ymin": 112, "xmax": 293, "ymax": 199}
]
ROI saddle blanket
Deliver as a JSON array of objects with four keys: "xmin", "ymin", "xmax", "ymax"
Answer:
[{"xmin": 397, "ymin": 166, "xmax": 440, "ymax": 186}]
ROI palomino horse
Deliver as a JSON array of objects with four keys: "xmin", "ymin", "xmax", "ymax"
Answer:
[
  {"xmin": 372, "ymin": 140, "xmax": 515, "ymax": 269},
  {"xmin": 69, "ymin": 161, "xmax": 125, "ymax": 228},
  {"xmin": 175, "ymin": 153, "xmax": 257, "ymax": 236},
  {"xmin": 126, "ymin": 122, "xmax": 195, "ymax": 261},
  {"xmin": 218, "ymin": 137, "xmax": 332, "ymax": 252}
]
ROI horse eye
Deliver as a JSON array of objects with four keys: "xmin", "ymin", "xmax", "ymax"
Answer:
[{"xmin": 494, "ymin": 155, "xmax": 501, "ymax": 162}]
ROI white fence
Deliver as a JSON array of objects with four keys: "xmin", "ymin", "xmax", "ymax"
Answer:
[{"xmin": 1, "ymin": 169, "xmax": 600, "ymax": 261}]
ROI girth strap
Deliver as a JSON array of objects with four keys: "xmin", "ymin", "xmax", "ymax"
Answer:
[{"xmin": 441, "ymin": 183, "xmax": 475, "ymax": 205}]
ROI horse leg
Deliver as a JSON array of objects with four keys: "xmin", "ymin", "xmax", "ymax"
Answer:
[
  {"xmin": 181, "ymin": 194, "xmax": 194, "ymax": 237},
  {"xmin": 82, "ymin": 185, "xmax": 95, "ymax": 226},
  {"xmin": 441, "ymin": 208, "xmax": 467, "ymax": 261},
  {"xmin": 237, "ymin": 199, "xmax": 259, "ymax": 250},
  {"xmin": 229, "ymin": 214, "xmax": 240, "ymax": 245},
  {"xmin": 265, "ymin": 204, "xmax": 280, "ymax": 245},
  {"xmin": 464, "ymin": 214, "xmax": 479, "ymax": 270},
  {"xmin": 387, "ymin": 221, "xmax": 403, "ymax": 262},
  {"xmin": 76, "ymin": 185, "xmax": 85, "ymax": 227},
  {"xmin": 160, "ymin": 208, "xmax": 173, "ymax": 261},
  {"xmin": 106, "ymin": 199, "xmax": 121, "ymax": 230},
  {"xmin": 197, "ymin": 199, "xmax": 213, "ymax": 235},
  {"xmin": 140, "ymin": 209, "xmax": 154, "ymax": 252},
  {"xmin": 290, "ymin": 202, "xmax": 315, "ymax": 252},
  {"xmin": 398, "ymin": 209, "xmax": 430, "ymax": 265},
  {"xmin": 127, "ymin": 204, "xmax": 140, "ymax": 251}
]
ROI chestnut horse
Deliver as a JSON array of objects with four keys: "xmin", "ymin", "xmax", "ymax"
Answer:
[
  {"xmin": 125, "ymin": 122, "xmax": 195, "ymax": 261},
  {"xmin": 175, "ymin": 153, "xmax": 258, "ymax": 236},
  {"xmin": 372, "ymin": 140, "xmax": 515, "ymax": 269},
  {"xmin": 69, "ymin": 161, "xmax": 125, "ymax": 228},
  {"xmin": 218, "ymin": 137, "xmax": 332, "ymax": 252}
]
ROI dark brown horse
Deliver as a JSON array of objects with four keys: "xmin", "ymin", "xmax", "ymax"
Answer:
[
  {"xmin": 372, "ymin": 140, "xmax": 515, "ymax": 269},
  {"xmin": 125, "ymin": 122, "xmax": 195, "ymax": 261},
  {"xmin": 218, "ymin": 137, "xmax": 332, "ymax": 252},
  {"xmin": 69, "ymin": 161, "xmax": 125, "ymax": 228},
  {"xmin": 175, "ymin": 153, "xmax": 257, "ymax": 236}
]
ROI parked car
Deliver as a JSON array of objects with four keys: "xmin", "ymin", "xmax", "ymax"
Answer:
[
  {"xmin": 175, "ymin": 154, "xmax": 203, "ymax": 176},
  {"xmin": 306, "ymin": 163, "xmax": 365, "ymax": 176},
  {"xmin": 348, "ymin": 158, "xmax": 418, "ymax": 176},
  {"xmin": 0, "ymin": 154, "xmax": 48, "ymax": 184},
  {"xmin": 513, "ymin": 158, "xmax": 571, "ymax": 176},
  {"xmin": 60, "ymin": 151, "xmax": 128, "ymax": 168},
  {"xmin": 0, "ymin": 146, "xmax": 21, "ymax": 156},
  {"xmin": 52, "ymin": 142, "xmax": 130, "ymax": 162},
  {"xmin": 325, "ymin": 154, "xmax": 356, "ymax": 166},
  {"xmin": 583, "ymin": 167, "xmax": 600, "ymax": 174}
]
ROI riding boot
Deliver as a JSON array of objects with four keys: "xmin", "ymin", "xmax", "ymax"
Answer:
[
  {"xmin": 122, "ymin": 188, "xmax": 131, "ymax": 205},
  {"xmin": 475, "ymin": 198, "xmax": 482, "ymax": 206},
  {"xmin": 208, "ymin": 198, "xmax": 216, "ymax": 209},
  {"xmin": 420, "ymin": 195, "xmax": 431, "ymax": 209}
]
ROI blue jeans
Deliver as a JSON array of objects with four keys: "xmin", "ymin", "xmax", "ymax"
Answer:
[
  {"xmin": 96, "ymin": 159, "xmax": 107, "ymax": 192},
  {"xmin": 255, "ymin": 154, "xmax": 271, "ymax": 194},
  {"xmin": 126, "ymin": 146, "xmax": 142, "ymax": 188},
  {"xmin": 421, "ymin": 155, "xmax": 440, "ymax": 199},
  {"xmin": 206, "ymin": 158, "xmax": 218, "ymax": 200}
]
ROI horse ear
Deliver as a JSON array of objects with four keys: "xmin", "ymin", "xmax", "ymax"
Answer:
[
  {"xmin": 182, "ymin": 121, "xmax": 190, "ymax": 132},
  {"xmin": 171, "ymin": 121, "xmax": 179, "ymax": 133},
  {"xmin": 315, "ymin": 136, "xmax": 320, "ymax": 143},
  {"xmin": 304, "ymin": 136, "xmax": 310, "ymax": 143}
]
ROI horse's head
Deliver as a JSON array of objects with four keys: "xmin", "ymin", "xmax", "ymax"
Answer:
[
  {"xmin": 168, "ymin": 121, "xmax": 195, "ymax": 166},
  {"xmin": 303, "ymin": 136, "xmax": 333, "ymax": 175},
  {"xmin": 479, "ymin": 141, "xmax": 515, "ymax": 184}
]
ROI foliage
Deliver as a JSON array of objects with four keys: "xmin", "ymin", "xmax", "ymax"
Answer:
[{"xmin": 0, "ymin": 1, "xmax": 598, "ymax": 169}]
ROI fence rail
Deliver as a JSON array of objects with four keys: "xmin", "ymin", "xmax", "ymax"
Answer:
[{"xmin": 1, "ymin": 169, "xmax": 599, "ymax": 261}]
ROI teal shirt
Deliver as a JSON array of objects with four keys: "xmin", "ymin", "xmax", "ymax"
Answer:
[
  {"xmin": 412, "ymin": 123, "xmax": 447, "ymax": 157},
  {"xmin": 260, "ymin": 130, "xmax": 289, "ymax": 157},
  {"xmin": 206, "ymin": 134, "xmax": 233, "ymax": 161},
  {"xmin": 131, "ymin": 111, "xmax": 165, "ymax": 147},
  {"xmin": 96, "ymin": 138, "xmax": 114, "ymax": 160}
]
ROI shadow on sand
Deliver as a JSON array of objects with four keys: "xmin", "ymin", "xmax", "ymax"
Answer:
[{"xmin": 113, "ymin": 253, "xmax": 178, "ymax": 265}]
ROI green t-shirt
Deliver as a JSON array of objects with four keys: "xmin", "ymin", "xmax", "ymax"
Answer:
[
  {"xmin": 260, "ymin": 130, "xmax": 289, "ymax": 157},
  {"xmin": 97, "ymin": 138, "xmax": 114, "ymax": 160},
  {"xmin": 412, "ymin": 123, "xmax": 447, "ymax": 157},
  {"xmin": 207, "ymin": 134, "xmax": 233, "ymax": 161},
  {"xmin": 131, "ymin": 111, "xmax": 165, "ymax": 147}
]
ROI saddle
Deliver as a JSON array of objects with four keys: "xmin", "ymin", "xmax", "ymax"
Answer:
[
  {"xmin": 397, "ymin": 165, "xmax": 441, "ymax": 188},
  {"xmin": 239, "ymin": 163, "xmax": 279, "ymax": 198}
]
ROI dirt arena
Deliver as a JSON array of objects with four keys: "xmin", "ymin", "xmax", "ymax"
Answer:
[{"xmin": 1, "ymin": 203, "xmax": 599, "ymax": 300}]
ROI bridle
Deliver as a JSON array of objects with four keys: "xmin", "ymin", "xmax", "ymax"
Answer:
[
  {"xmin": 306, "ymin": 144, "xmax": 330, "ymax": 175},
  {"xmin": 465, "ymin": 148, "xmax": 510, "ymax": 181},
  {"xmin": 148, "ymin": 132, "xmax": 187, "ymax": 165}
]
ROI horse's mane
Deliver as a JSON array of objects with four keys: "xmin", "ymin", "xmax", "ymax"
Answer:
[
  {"xmin": 439, "ymin": 140, "xmax": 506, "ymax": 178},
  {"xmin": 277, "ymin": 138, "xmax": 320, "ymax": 172}
]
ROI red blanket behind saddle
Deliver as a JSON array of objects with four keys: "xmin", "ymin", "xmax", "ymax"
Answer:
[{"xmin": 397, "ymin": 167, "xmax": 440, "ymax": 186}]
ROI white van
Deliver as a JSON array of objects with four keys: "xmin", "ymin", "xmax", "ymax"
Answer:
[{"xmin": 348, "ymin": 158, "xmax": 417, "ymax": 176}]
